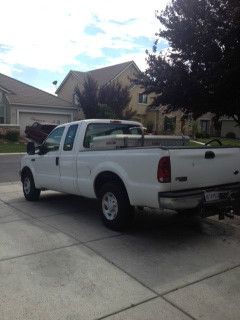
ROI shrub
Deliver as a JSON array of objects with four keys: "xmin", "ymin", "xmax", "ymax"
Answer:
[
  {"xmin": 196, "ymin": 132, "xmax": 210, "ymax": 139},
  {"xmin": 5, "ymin": 130, "xmax": 20, "ymax": 142},
  {"xmin": 191, "ymin": 121, "xmax": 198, "ymax": 138},
  {"xmin": 225, "ymin": 132, "xmax": 236, "ymax": 139},
  {"xmin": 146, "ymin": 121, "xmax": 154, "ymax": 133}
]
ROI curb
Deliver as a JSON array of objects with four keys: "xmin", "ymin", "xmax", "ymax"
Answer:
[
  {"xmin": 191, "ymin": 140, "xmax": 205, "ymax": 145},
  {"xmin": 0, "ymin": 181, "xmax": 21, "ymax": 187},
  {"xmin": 0, "ymin": 153, "xmax": 26, "ymax": 156}
]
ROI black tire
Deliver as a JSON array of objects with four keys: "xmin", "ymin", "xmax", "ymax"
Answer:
[
  {"xmin": 22, "ymin": 171, "xmax": 41, "ymax": 201},
  {"xmin": 99, "ymin": 182, "xmax": 134, "ymax": 231}
]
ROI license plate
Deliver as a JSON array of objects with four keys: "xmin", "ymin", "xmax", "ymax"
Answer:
[{"xmin": 204, "ymin": 191, "xmax": 220, "ymax": 202}]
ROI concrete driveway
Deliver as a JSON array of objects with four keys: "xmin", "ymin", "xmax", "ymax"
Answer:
[{"xmin": 0, "ymin": 182, "xmax": 240, "ymax": 320}]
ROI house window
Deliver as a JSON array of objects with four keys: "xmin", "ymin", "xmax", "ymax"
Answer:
[
  {"xmin": 164, "ymin": 116, "xmax": 176, "ymax": 133},
  {"xmin": 0, "ymin": 105, "xmax": 5, "ymax": 124},
  {"xmin": 138, "ymin": 93, "xmax": 148, "ymax": 104},
  {"xmin": 200, "ymin": 120, "xmax": 210, "ymax": 134}
]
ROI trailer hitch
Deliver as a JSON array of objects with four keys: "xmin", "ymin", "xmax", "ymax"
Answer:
[{"xmin": 219, "ymin": 208, "xmax": 235, "ymax": 220}]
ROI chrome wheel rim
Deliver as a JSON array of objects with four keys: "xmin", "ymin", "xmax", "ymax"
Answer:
[
  {"xmin": 102, "ymin": 192, "xmax": 118, "ymax": 221},
  {"xmin": 23, "ymin": 177, "xmax": 31, "ymax": 194}
]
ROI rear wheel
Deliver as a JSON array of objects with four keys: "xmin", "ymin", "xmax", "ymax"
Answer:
[
  {"xmin": 22, "ymin": 172, "xmax": 40, "ymax": 201},
  {"xmin": 99, "ymin": 182, "xmax": 134, "ymax": 231}
]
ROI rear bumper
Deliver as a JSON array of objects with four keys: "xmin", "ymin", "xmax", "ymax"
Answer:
[{"xmin": 158, "ymin": 183, "xmax": 240, "ymax": 211}]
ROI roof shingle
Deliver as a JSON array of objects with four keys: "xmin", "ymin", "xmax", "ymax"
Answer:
[
  {"xmin": 73, "ymin": 61, "xmax": 134, "ymax": 87},
  {"xmin": 56, "ymin": 61, "xmax": 137, "ymax": 94},
  {"xmin": 0, "ymin": 72, "xmax": 73, "ymax": 108}
]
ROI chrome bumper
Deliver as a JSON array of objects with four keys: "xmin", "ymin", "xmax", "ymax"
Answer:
[{"xmin": 158, "ymin": 184, "xmax": 240, "ymax": 211}]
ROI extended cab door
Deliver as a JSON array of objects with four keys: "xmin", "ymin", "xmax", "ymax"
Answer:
[
  {"xmin": 59, "ymin": 123, "xmax": 79, "ymax": 194},
  {"xmin": 34, "ymin": 126, "xmax": 65, "ymax": 190}
]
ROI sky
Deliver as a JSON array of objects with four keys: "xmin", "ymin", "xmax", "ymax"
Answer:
[{"xmin": 0, "ymin": 0, "xmax": 169, "ymax": 94}]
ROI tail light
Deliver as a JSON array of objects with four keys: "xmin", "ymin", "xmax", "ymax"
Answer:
[{"xmin": 157, "ymin": 156, "xmax": 171, "ymax": 183}]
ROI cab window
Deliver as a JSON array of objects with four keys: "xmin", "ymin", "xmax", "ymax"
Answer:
[
  {"xmin": 83, "ymin": 123, "xmax": 141, "ymax": 148},
  {"xmin": 63, "ymin": 124, "xmax": 78, "ymax": 151},
  {"xmin": 44, "ymin": 126, "xmax": 65, "ymax": 152}
]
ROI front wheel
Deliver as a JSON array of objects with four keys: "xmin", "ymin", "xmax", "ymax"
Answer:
[
  {"xmin": 99, "ymin": 183, "xmax": 134, "ymax": 231},
  {"xmin": 22, "ymin": 172, "xmax": 41, "ymax": 201}
]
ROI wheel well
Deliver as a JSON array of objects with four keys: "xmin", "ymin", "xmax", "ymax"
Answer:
[
  {"xmin": 94, "ymin": 171, "xmax": 128, "ymax": 198},
  {"xmin": 21, "ymin": 166, "xmax": 32, "ymax": 182}
]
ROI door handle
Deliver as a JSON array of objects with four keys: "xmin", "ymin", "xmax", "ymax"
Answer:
[
  {"xmin": 56, "ymin": 156, "xmax": 59, "ymax": 166},
  {"xmin": 205, "ymin": 151, "xmax": 215, "ymax": 159}
]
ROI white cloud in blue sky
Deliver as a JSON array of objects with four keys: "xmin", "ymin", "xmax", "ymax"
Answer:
[{"xmin": 0, "ymin": 0, "xmax": 169, "ymax": 93}]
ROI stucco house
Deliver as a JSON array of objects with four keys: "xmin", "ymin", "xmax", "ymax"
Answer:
[
  {"xmin": 0, "ymin": 72, "xmax": 76, "ymax": 136},
  {"xmin": 221, "ymin": 117, "xmax": 240, "ymax": 138},
  {"xmin": 57, "ymin": 61, "xmax": 230, "ymax": 137},
  {"xmin": 56, "ymin": 61, "xmax": 156, "ymax": 124},
  {"xmin": 56, "ymin": 61, "xmax": 197, "ymax": 135}
]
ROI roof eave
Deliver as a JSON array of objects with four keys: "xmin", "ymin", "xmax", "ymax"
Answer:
[
  {"xmin": 55, "ymin": 71, "xmax": 79, "ymax": 94},
  {"xmin": 0, "ymin": 85, "xmax": 12, "ymax": 94},
  {"xmin": 105, "ymin": 61, "xmax": 141, "ymax": 87},
  {"xmin": 9, "ymin": 102, "xmax": 76, "ymax": 109}
]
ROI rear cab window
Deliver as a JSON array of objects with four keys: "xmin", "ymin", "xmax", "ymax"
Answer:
[{"xmin": 83, "ymin": 123, "xmax": 141, "ymax": 148}]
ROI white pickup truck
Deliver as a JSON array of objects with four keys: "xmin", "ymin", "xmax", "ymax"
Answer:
[{"xmin": 20, "ymin": 119, "xmax": 240, "ymax": 230}]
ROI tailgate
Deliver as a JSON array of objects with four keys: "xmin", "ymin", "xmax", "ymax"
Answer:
[{"xmin": 169, "ymin": 147, "xmax": 240, "ymax": 191}]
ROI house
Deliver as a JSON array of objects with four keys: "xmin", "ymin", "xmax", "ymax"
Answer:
[
  {"xmin": 56, "ymin": 61, "xmax": 199, "ymax": 135},
  {"xmin": 221, "ymin": 117, "xmax": 240, "ymax": 138},
  {"xmin": 0, "ymin": 73, "xmax": 76, "ymax": 136},
  {"xmin": 56, "ymin": 61, "xmax": 157, "ymax": 124},
  {"xmin": 142, "ymin": 105, "xmax": 191, "ymax": 135},
  {"xmin": 57, "ymin": 61, "xmax": 221, "ymax": 137}
]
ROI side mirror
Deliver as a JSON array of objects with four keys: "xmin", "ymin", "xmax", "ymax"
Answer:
[
  {"xmin": 38, "ymin": 143, "xmax": 48, "ymax": 155},
  {"xmin": 26, "ymin": 142, "xmax": 35, "ymax": 155}
]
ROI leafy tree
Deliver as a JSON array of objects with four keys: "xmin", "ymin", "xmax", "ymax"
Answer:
[
  {"xmin": 75, "ymin": 77, "xmax": 135, "ymax": 119},
  {"xmin": 98, "ymin": 82, "xmax": 134, "ymax": 119},
  {"xmin": 74, "ymin": 76, "xmax": 99, "ymax": 119},
  {"xmin": 139, "ymin": 0, "xmax": 240, "ymax": 124}
]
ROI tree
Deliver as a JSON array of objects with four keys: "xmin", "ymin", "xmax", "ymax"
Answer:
[
  {"xmin": 75, "ymin": 76, "xmax": 135, "ymax": 119},
  {"xmin": 139, "ymin": 0, "xmax": 240, "ymax": 124},
  {"xmin": 74, "ymin": 76, "xmax": 99, "ymax": 119},
  {"xmin": 98, "ymin": 82, "xmax": 134, "ymax": 119}
]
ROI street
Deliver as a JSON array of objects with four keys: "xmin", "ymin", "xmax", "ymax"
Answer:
[
  {"xmin": 0, "ymin": 181, "xmax": 240, "ymax": 319},
  {"xmin": 0, "ymin": 154, "xmax": 22, "ymax": 183}
]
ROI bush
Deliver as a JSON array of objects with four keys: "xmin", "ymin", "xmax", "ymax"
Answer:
[
  {"xmin": 5, "ymin": 130, "xmax": 20, "ymax": 142},
  {"xmin": 196, "ymin": 132, "xmax": 210, "ymax": 139},
  {"xmin": 146, "ymin": 121, "xmax": 154, "ymax": 133},
  {"xmin": 191, "ymin": 121, "xmax": 198, "ymax": 138},
  {"xmin": 225, "ymin": 132, "xmax": 236, "ymax": 139}
]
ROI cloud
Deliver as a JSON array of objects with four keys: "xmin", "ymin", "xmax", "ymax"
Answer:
[
  {"xmin": 0, "ymin": 0, "xmax": 170, "ymax": 75},
  {"xmin": 84, "ymin": 25, "xmax": 105, "ymax": 35}
]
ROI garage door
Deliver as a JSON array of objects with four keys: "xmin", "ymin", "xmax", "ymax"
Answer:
[{"xmin": 19, "ymin": 112, "xmax": 72, "ymax": 136}]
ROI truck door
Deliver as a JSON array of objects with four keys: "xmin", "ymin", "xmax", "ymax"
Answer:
[
  {"xmin": 59, "ymin": 124, "xmax": 79, "ymax": 194},
  {"xmin": 34, "ymin": 126, "xmax": 65, "ymax": 190}
]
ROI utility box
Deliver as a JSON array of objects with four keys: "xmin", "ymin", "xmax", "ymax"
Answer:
[{"xmin": 90, "ymin": 134, "xmax": 190, "ymax": 150}]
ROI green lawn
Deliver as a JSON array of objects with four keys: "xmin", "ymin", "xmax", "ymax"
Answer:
[
  {"xmin": 0, "ymin": 141, "xmax": 26, "ymax": 153},
  {"xmin": 190, "ymin": 138, "xmax": 240, "ymax": 147},
  {"xmin": 1, "ymin": 138, "xmax": 239, "ymax": 153}
]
